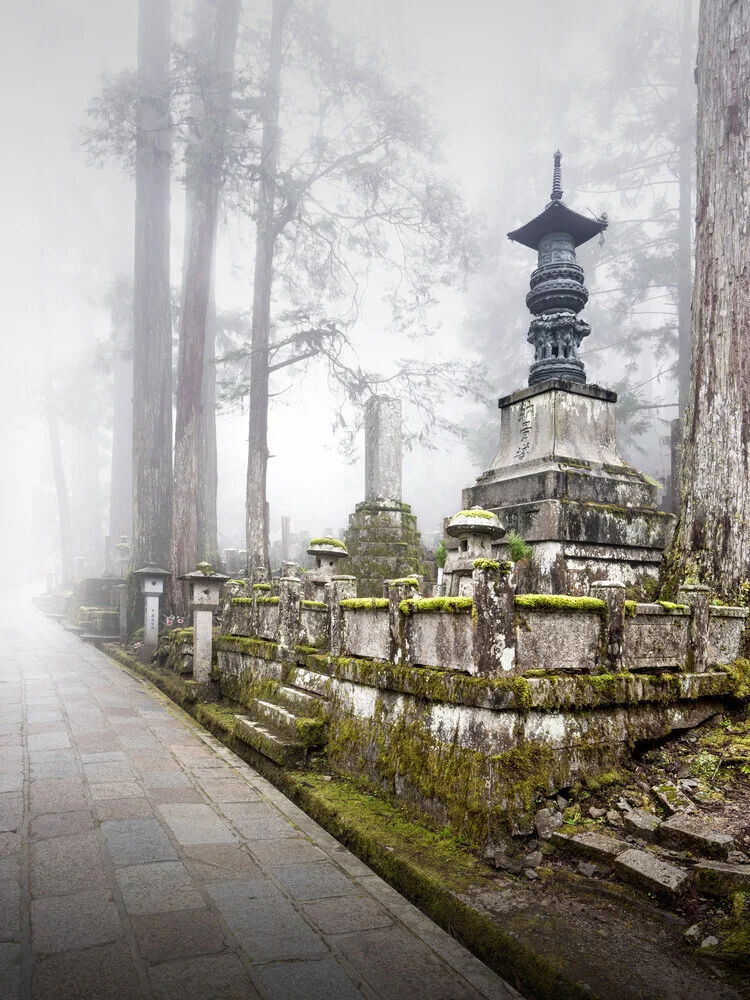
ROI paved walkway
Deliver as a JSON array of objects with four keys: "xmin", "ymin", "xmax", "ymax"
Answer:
[{"xmin": 0, "ymin": 605, "xmax": 520, "ymax": 1000}]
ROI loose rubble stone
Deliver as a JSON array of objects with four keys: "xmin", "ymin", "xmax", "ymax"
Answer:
[
  {"xmin": 614, "ymin": 849, "xmax": 691, "ymax": 900},
  {"xmin": 606, "ymin": 810, "xmax": 624, "ymax": 827},
  {"xmin": 523, "ymin": 851, "xmax": 543, "ymax": 869},
  {"xmin": 694, "ymin": 861, "xmax": 750, "ymax": 898},
  {"xmin": 727, "ymin": 850, "xmax": 748, "ymax": 864},
  {"xmin": 486, "ymin": 852, "xmax": 524, "ymax": 876},
  {"xmin": 659, "ymin": 814, "xmax": 734, "ymax": 860},
  {"xmin": 701, "ymin": 936, "xmax": 719, "ymax": 949},
  {"xmin": 651, "ymin": 781, "xmax": 695, "ymax": 815},
  {"xmin": 623, "ymin": 809, "xmax": 661, "ymax": 842},
  {"xmin": 524, "ymin": 869, "xmax": 539, "ymax": 881},
  {"xmin": 555, "ymin": 796, "xmax": 568, "ymax": 811},
  {"xmin": 577, "ymin": 862, "xmax": 597, "ymax": 878},
  {"xmin": 588, "ymin": 807, "xmax": 606, "ymax": 819},
  {"xmin": 684, "ymin": 924, "xmax": 701, "ymax": 945},
  {"xmin": 551, "ymin": 831, "xmax": 629, "ymax": 864},
  {"xmin": 535, "ymin": 807, "xmax": 563, "ymax": 841}
]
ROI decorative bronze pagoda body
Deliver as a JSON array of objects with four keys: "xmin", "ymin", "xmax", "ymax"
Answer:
[
  {"xmin": 459, "ymin": 154, "xmax": 673, "ymax": 595},
  {"xmin": 508, "ymin": 152, "xmax": 607, "ymax": 386}
]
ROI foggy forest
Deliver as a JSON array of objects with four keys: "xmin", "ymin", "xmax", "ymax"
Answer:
[{"xmin": 3, "ymin": 1, "xmax": 750, "ymax": 998}]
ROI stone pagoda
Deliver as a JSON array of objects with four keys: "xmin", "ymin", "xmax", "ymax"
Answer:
[
  {"xmin": 345, "ymin": 396, "xmax": 428, "ymax": 597},
  {"xmin": 463, "ymin": 153, "xmax": 674, "ymax": 594}
]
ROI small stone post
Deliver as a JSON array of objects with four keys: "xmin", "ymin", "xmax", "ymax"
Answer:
[
  {"xmin": 677, "ymin": 584, "xmax": 711, "ymax": 673},
  {"xmin": 281, "ymin": 561, "xmax": 300, "ymax": 579},
  {"xmin": 327, "ymin": 575, "xmax": 357, "ymax": 655},
  {"xmin": 386, "ymin": 577, "xmax": 420, "ymax": 664},
  {"xmin": 180, "ymin": 563, "xmax": 229, "ymax": 683},
  {"xmin": 132, "ymin": 566, "xmax": 170, "ymax": 661},
  {"xmin": 117, "ymin": 584, "xmax": 128, "ymax": 645},
  {"xmin": 224, "ymin": 549, "xmax": 239, "ymax": 576},
  {"xmin": 472, "ymin": 561, "xmax": 516, "ymax": 675},
  {"xmin": 590, "ymin": 581, "xmax": 626, "ymax": 673},
  {"xmin": 278, "ymin": 577, "xmax": 302, "ymax": 650}
]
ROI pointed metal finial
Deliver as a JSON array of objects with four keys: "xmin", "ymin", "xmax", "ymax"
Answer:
[{"xmin": 551, "ymin": 150, "xmax": 563, "ymax": 202}]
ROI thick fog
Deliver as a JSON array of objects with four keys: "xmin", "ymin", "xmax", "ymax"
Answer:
[{"xmin": 0, "ymin": 0, "xmax": 685, "ymax": 580}]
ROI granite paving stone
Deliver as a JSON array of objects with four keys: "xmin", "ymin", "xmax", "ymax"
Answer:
[
  {"xmin": 32, "ymin": 941, "xmax": 142, "ymax": 1000},
  {"xmin": 30, "ymin": 832, "xmax": 108, "ymax": 897},
  {"xmin": 302, "ymin": 895, "xmax": 393, "ymax": 935},
  {"xmin": 271, "ymin": 861, "xmax": 360, "ymax": 901},
  {"xmin": 158, "ymin": 803, "xmax": 236, "ymax": 845},
  {"xmin": 255, "ymin": 958, "xmax": 366, "ymax": 1000},
  {"xmin": 148, "ymin": 953, "xmax": 261, "ymax": 1000},
  {"xmin": 31, "ymin": 889, "xmax": 123, "ymax": 954},
  {"xmin": 116, "ymin": 861, "xmax": 205, "ymax": 915},
  {"xmin": 6, "ymin": 609, "xmax": 515, "ymax": 1000},
  {"xmin": 0, "ymin": 943, "xmax": 20, "ymax": 1000},
  {"xmin": 29, "ymin": 810, "xmax": 95, "ymax": 841},
  {"xmin": 101, "ymin": 818, "xmax": 178, "ymax": 866},
  {"xmin": 130, "ymin": 908, "xmax": 227, "ymax": 963}
]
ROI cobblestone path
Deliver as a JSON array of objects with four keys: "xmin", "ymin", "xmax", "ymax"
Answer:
[{"xmin": 0, "ymin": 606, "xmax": 519, "ymax": 1000}]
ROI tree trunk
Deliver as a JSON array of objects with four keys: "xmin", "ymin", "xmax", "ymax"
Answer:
[
  {"xmin": 664, "ymin": 0, "xmax": 750, "ymax": 601},
  {"xmin": 198, "ymin": 253, "xmax": 221, "ymax": 567},
  {"xmin": 109, "ymin": 327, "xmax": 134, "ymax": 557},
  {"xmin": 677, "ymin": 0, "xmax": 694, "ymax": 419},
  {"xmin": 44, "ymin": 374, "xmax": 74, "ymax": 585},
  {"xmin": 246, "ymin": 0, "xmax": 292, "ymax": 573},
  {"xmin": 173, "ymin": 0, "xmax": 240, "ymax": 598},
  {"xmin": 132, "ymin": 0, "xmax": 173, "ymax": 577}
]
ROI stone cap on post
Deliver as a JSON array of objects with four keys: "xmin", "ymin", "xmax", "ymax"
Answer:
[
  {"xmin": 132, "ymin": 566, "xmax": 170, "ymax": 594},
  {"xmin": 446, "ymin": 507, "xmax": 506, "ymax": 540},
  {"xmin": 307, "ymin": 538, "xmax": 349, "ymax": 580},
  {"xmin": 179, "ymin": 563, "xmax": 230, "ymax": 611}
]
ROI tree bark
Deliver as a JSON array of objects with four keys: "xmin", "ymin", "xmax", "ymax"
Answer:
[
  {"xmin": 665, "ymin": 0, "xmax": 750, "ymax": 600},
  {"xmin": 246, "ymin": 0, "xmax": 292, "ymax": 573},
  {"xmin": 173, "ymin": 0, "xmax": 239, "ymax": 597},
  {"xmin": 44, "ymin": 374, "xmax": 74, "ymax": 585},
  {"xmin": 132, "ymin": 0, "xmax": 172, "ymax": 577},
  {"xmin": 198, "ymin": 252, "xmax": 221, "ymax": 567},
  {"xmin": 677, "ymin": 0, "xmax": 694, "ymax": 419},
  {"xmin": 109, "ymin": 320, "xmax": 134, "ymax": 556}
]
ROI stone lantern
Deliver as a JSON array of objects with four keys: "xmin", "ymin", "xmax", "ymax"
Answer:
[
  {"xmin": 305, "ymin": 538, "xmax": 349, "ymax": 601},
  {"xmin": 132, "ymin": 566, "xmax": 170, "ymax": 659},
  {"xmin": 115, "ymin": 535, "xmax": 131, "ymax": 579},
  {"xmin": 179, "ymin": 562, "xmax": 229, "ymax": 683},
  {"xmin": 443, "ymin": 508, "xmax": 506, "ymax": 597}
]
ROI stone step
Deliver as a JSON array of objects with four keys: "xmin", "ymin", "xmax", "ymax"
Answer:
[
  {"xmin": 286, "ymin": 667, "xmax": 333, "ymax": 700},
  {"xmin": 248, "ymin": 700, "xmax": 326, "ymax": 747},
  {"xmin": 623, "ymin": 809, "xmax": 661, "ymax": 842},
  {"xmin": 276, "ymin": 684, "xmax": 328, "ymax": 718},
  {"xmin": 658, "ymin": 814, "xmax": 735, "ymax": 860},
  {"xmin": 233, "ymin": 715, "xmax": 305, "ymax": 766},
  {"xmin": 613, "ymin": 848, "xmax": 691, "ymax": 901},
  {"xmin": 694, "ymin": 861, "xmax": 750, "ymax": 898},
  {"xmin": 551, "ymin": 830, "xmax": 630, "ymax": 864}
]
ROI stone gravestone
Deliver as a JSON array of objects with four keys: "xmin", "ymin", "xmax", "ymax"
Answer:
[{"xmin": 345, "ymin": 396, "xmax": 428, "ymax": 597}]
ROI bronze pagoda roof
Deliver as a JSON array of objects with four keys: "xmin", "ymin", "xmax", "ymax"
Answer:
[{"xmin": 507, "ymin": 199, "xmax": 607, "ymax": 251}]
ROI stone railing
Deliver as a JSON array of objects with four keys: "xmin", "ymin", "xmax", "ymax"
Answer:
[{"xmin": 222, "ymin": 568, "xmax": 748, "ymax": 677}]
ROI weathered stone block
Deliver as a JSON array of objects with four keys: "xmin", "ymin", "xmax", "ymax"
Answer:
[
  {"xmin": 551, "ymin": 830, "xmax": 629, "ymax": 863},
  {"xmin": 659, "ymin": 815, "xmax": 734, "ymax": 860},
  {"xmin": 614, "ymin": 848, "xmax": 690, "ymax": 899},
  {"xmin": 515, "ymin": 607, "xmax": 602, "ymax": 672},
  {"xmin": 694, "ymin": 861, "xmax": 750, "ymax": 897},
  {"xmin": 651, "ymin": 781, "xmax": 695, "ymax": 815},
  {"xmin": 623, "ymin": 809, "xmax": 661, "ymax": 842}
]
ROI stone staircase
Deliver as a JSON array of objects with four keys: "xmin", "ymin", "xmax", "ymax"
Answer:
[{"xmin": 233, "ymin": 666, "xmax": 331, "ymax": 766}]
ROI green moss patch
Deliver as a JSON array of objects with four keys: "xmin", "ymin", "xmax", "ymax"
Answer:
[
  {"xmin": 257, "ymin": 596, "xmax": 280, "ymax": 606},
  {"xmin": 253, "ymin": 583, "xmax": 272, "ymax": 592},
  {"xmin": 400, "ymin": 597, "xmax": 474, "ymax": 615},
  {"xmin": 340, "ymin": 598, "xmax": 389, "ymax": 610},
  {"xmin": 301, "ymin": 600, "xmax": 327, "ymax": 610},
  {"xmin": 231, "ymin": 597, "xmax": 254, "ymax": 606},
  {"xmin": 515, "ymin": 595, "xmax": 607, "ymax": 614},
  {"xmin": 309, "ymin": 537, "xmax": 347, "ymax": 549}
]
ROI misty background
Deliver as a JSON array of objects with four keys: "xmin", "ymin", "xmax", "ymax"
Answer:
[{"xmin": 0, "ymin": 0, "xmax": 686, "ymax": 579}]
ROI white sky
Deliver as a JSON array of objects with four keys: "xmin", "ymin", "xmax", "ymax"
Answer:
[{"xmin": 0, "ymin": 0, "xmax": 639, "ymax": 572}]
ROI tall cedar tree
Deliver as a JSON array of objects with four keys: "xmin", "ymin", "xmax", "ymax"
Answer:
[
  {"xmin": 664, "ymin": 1, "xmax": 750, "ymax": 600},
  {"xmin": 132, "ymin": 0, "xmax": 173, "ymax": 576},
  {"xmin": 173, "ymin": 0, "xmax": 240, "ymax": 601}
]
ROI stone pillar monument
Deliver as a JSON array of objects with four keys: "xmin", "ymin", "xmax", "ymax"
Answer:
[
  {"xmin": 461, "ymin": 154, "xmax": 674, "ymax": 594},
  {"xmin": 345, "ymin": 396, "xmax": 428, "ymax": 597}
]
